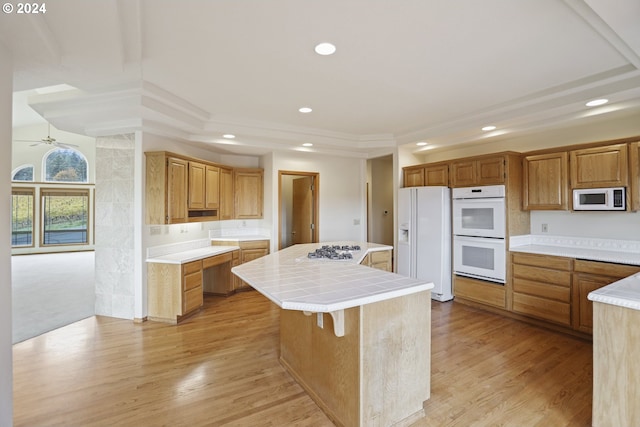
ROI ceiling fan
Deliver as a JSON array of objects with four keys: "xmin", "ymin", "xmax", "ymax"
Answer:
[{"xmin": 14, "ymin": 123, "xmax": 79, "ymax": 149}]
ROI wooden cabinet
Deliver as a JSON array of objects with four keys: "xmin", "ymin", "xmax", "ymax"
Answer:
[
  {"xmin": 450, "ymin": 155, "xmax": 505, "ymax": 187},
  {"xmin": 511, "ymin": 253, "xmax": 572, "ymax": 326},
  {"xmin": 402, "ymin": 163, "xmax": 449, "ymax": 187},
  {"xmin": 148, "ymin": 259, "xmax": 203, "ymax": 323},
  {"xmin": 630, "ymin": 141, "xmax": 640, "ymax": 211},
  {"xmin": 454, "ymin": 276, "xmax": 506, "ymax": 309},
  {"xmin": 234, "ymin": 168, "xmax": 264, "ymax": 219},
  {"xmin": 403, "ymin": 166, "xmax": 424, "ymax": 187},
  {"xmin": 522, "ymin": 152, "xmax": 569, "ymax": 210},
  {"xmin": 145, "ymin": 152, "xmax": 263, "ymax": 223},
  {"xmin": 572, "ymin": 260, "xmax": 640, "ymax": 334},
  {"xmin": 360, "ymin": 249, "xmax": 392, "ymax": 272},
  {"xmin": 570, "ymin": 143, "xmax": 628, "ymax": 189},
  {"xmin": 219, "ymin": 167, "xmax": 234, "ymax": 220},
  {"xmin": 145, "ymin": 152, "xmax": 188, "ymax": 224},
  {"xmin": 212, "ymin": 239, "xmax": 270, "ymax": 291}
]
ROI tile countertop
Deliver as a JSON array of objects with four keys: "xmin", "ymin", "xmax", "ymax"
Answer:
[
  {"xmin": 232, "ymin": 241, "xmax": 433, "ymax": 313},
  {"xmin": 210, "ymin": 235, "xmax": 270, "ymax": 242},
  {"xmin": 146, "ymin": 239, "xmax": 239, "ymax": 264},
  {"xmin": 510, "ymin": 235, "xmax": 640, "ymax": 311},
  {"xmin": 509, "ymin": 235, "xmax": 640, "ymax": 266}
]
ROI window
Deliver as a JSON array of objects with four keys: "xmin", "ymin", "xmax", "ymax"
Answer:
[
  {"xmin": 12, "ymin": 165, "xmax": 34, "ymax": 182},
  {"xmin": 44, "ymin": 148, "xmax": 88, "ymax": 182},
  {"xmin": 41, "ymin": 188, "xmax": 90, "ymax": 246},
  {"xmin": 11, "ymin": 188, "xmax": 35, "ymax": 247}
]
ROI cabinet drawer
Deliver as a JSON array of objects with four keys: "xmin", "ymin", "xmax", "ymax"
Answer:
[
  {"xmin": 512, "ymin": 253, "xmax": 572, "ymax": 271},
  {"xmin": 183, "ymin": 260, "xmax": 202, "ymax": 275},
  {"xmin": 239, "ymin": 240, "xmax": 269, "ymax": 250},
  {"xmin": 369, "ymin": 250, "xmax": 391, "ymax": 264},
  {"xmin": 183, "ymin": 270, "xmax": 202, "ymax": 292},
  {"xmin": 183, "ymin": 286, "xmax": 203, "ymax": 313},
  {"xmin": 513, "ymin": 293, "xmax": 571, "ymax": 326},
  {"xmin": 454, "ymin": 276, "xmax": 506, "ymax": 308},
  {"xmin": 513, "ymin": 278, "xmax": 570, "ymax": 302},
  {"xmin": 512, "ymin": 264, "xmax": 571, "ymax": 287},
  {"xmin": 202, "ymin": 252, "xmax": 232, "ymax": 269},
  {"xmin": 574, "ymin": 259, "xmax": 640, "ymax": 279}
]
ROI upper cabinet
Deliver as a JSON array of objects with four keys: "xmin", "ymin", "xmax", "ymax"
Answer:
[
  {"xmin": 403, "ymin": 166, "xmax": 424, "ymax": 187},
  {"xmin": 630, "ymin": 141, "xmax": 639, "ymax": 212},
  {"xmin": 450, "ymin": 155, "xmax": 505, "ymax": 187},
  {"xmin": 146, "ymin": 153, "xmax": 188, "ymax": 224},
  {"xmin": 569, "ymin": 143, "xmax": 628, "ymax": 189},
  {"xmin": 219, "ymin": 167, "xmax": 234, "ymax": 220},
  {"xmin": 145, "ymin": 152, "xmax": 263, "ymax": 224},
  {"xmin": 234, "ymin": 168, "xmax": 264, "ymax": 219},
  {"xmin": 522, "ymin": 152, "xmax": 569, "ymax": 210},
  {"xmin": 403, "ymin": 163, "xmax": 449, "ymax": 187}
]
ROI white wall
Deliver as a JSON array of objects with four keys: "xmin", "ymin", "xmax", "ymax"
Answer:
[
  {"xmin": 531, "ymin": 210, "xmax": 640, "ymax": 241},
  {"xmin": 270, "ymin": 151, "xmax": 366, "ymax": 247},
  {"xmin": 1, "ymin": 42, "xmax": 14, "ymax": 427}
]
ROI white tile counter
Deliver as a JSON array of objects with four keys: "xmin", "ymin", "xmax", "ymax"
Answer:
[
  {"xmin": 510, "ymin": 235, "xmax": 640, "ymax": 266},
  {"xmin": 232, "ymin": 241, "xmax": 433, "ymax": 313},
  {"xmin": 588, "ymin": 272, "xmax": 640, "ymax": 310},
  {"xmin": 146, "ymin": 239, "xmax": 239, "ymax": 264}
]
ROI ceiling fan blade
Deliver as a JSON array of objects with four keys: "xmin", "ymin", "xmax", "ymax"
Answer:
[{"xmin": 14, "ymin": 139, "xmax": 42, "ymax": 143}]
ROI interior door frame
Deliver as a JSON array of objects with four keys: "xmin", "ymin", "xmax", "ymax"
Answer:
[{"xmin": 278, "ymin": 170, "xmax": 319, "ymax": 250}]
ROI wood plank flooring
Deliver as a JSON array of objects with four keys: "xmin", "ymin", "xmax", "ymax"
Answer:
[{"xmin": 13, "ymin": 291, "xmax": 593, "ymax": 426}]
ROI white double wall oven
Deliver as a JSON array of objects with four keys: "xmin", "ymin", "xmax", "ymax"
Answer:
[{"xmin": 452, "ymin": 185, "xmax": 506, "ymax": 284}]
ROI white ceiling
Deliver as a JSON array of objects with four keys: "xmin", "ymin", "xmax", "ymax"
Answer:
[{"xmin": 2, "ymin": 0, "xmax": 640, "ymax": 157}]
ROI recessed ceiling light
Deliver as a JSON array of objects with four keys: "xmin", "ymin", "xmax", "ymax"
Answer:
[
  {"xmin": 299, "ymin": 107, "xmax": 313, "ymax": 113},
  {"xmin": 223, "ymin": 134, "xmax": 235, "ymax": 139},
  {"xmin": 482, "ymin": 125, "xmax": 496, "ymax": 131},
  {"xmin": 586, "ymin": 99, "xmax": 608, "ymax": 107},
  {"xmin": 302, "ymin": 143, "xmax": 313, "ymax": 147},
  {"xmin": 314, "ymin": 42, "xmax": 336, "ymax": 56},
  {"xmin": 416, "ymin": 142, "xmax": 428, "ymax": 146}
]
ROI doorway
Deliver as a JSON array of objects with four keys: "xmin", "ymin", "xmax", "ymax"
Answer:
[{"xmin": 278, "ymin": 171, "xmax": 319, "ymax": 249}]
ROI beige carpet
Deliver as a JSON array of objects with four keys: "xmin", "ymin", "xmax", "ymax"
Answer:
[{"xmin": 11, "ymin": 251, "xmax": 95, "ymax": 344}]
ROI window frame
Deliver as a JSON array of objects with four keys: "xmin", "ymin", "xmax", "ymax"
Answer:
[
  {"xmin": 12, "ymin": 164, "xmax": 35, "ymax": 182},
  {"xmin": 11, "ymin": 187, "xmax": 35, "ymax": 248},
  {"xmin": 43, "ymin": 148, "xmax": 89, "ymax": 183},
  {"xmin": 40, "ymin": 187, "xmax": 92, "ymax": 247}
]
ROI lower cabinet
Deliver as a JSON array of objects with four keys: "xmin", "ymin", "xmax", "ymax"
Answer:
[
  {"xmin": 454, "ymin": 275, "xmax": 506, "ymax": 309},
  {"xmin": 148, "ymin": 251, "xmax": 239, "ymax": 323},
  {"xmin": 511, "ymin": 253, "xmax": 572, "ymax": 326},
  {"xmin": 148, "ymin": 259, "xmax": 204, "ymax": 323},
  {"xmin": 572, "ymin": 259, "xmax": 640, "ymax": 334},
  {"xmin": 360, "ymin": 249, "xmax": 392, "ymax": 271},
  {"xmin": 212, "ymin": 239, "xmax": 270, "ymax": 291}
]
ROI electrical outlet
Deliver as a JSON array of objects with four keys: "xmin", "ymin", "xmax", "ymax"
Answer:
[
  {"xmin": 353, "ymin": 219, "xmax": 360, "ymax": 225},
  {"xmin": 541, "ymin": 223, "xmax": 548, "ymax": 233},
  {"xmin": 150, "ymin": 226, "xmax": 161, "ymax": 236}
]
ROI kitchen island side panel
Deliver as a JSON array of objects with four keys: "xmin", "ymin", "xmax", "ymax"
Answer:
[
  {"xmin": 279, "ymin": 290, "xmax": 431, "ymax": 427},
  {"xmin": 280, "ymin": 307, "xmax": 360, "ymax": 427}
]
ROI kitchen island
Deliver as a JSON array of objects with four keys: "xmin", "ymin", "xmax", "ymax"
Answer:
[{"xmin": 232, "ymin": 242, "xmax": 433, "ymax": 427}]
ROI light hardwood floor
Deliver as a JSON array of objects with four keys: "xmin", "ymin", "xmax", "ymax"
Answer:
[{"xmin": 13, "ymin": 291, "xmax": 592, "ymax": 426}]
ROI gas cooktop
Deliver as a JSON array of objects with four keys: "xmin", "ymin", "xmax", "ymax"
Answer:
[{"xmin": 307, "ymin": 245, "xmax": 362, "ymax": 260}]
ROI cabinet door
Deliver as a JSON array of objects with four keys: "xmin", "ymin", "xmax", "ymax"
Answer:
[
  {"xmin": 570, "ymin": 143, "xmax": 628, "ymax": 188},
  {"xmin": 573, "ymin": 274, "xmax": 609, "ymax": 333},
  {"xmin": 403, "ymin": 167, "xmax": 424, "ymax": 187},
  {"xmin": 167, "ymin": 157, "xmax": 188, "ymax": 223},
  {"xmin": 205, "ymin": 165, "xmax": 220, "ymax": 209},
  {"xmin": 522, "ymin": 152, "xmax": 568, "ymax": 210},
  {"xmin": 476, "ymin": 156, "xmax": 505, "ymax": 185},
  {"xmin": 630, "ymin": 141, "xmax": 639, "ymax": 212},
  {"xmin": 450, "ymin": 161, "xmax": 476, "ymax": 187},
  {"xmin": 237, "ymin": 248, "xmax": 269, "ymax": 290},
  {"xmin": 188, "ymin": 162, "xmax": 206, "ymax": 209},
  {"xmin": 219, "ymin": 167, "xmax": 234, "ymax": 220},
  {"xmin": 424, "ymin": 164, "xmax": 449, "ymax": 186},
  {"xmin": 234, "ymin": 169, "xmax": 264, "ymax": 219}
]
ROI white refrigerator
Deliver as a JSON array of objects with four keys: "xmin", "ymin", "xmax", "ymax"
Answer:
[{"xmin": 397, "ymin": 186, "xmax": 453, "ymax": 302}]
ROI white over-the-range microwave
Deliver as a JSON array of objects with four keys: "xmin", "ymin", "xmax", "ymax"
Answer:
[{"xmin": 573, "ymin": 187, "xmax": 626, "ymax": 211}]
